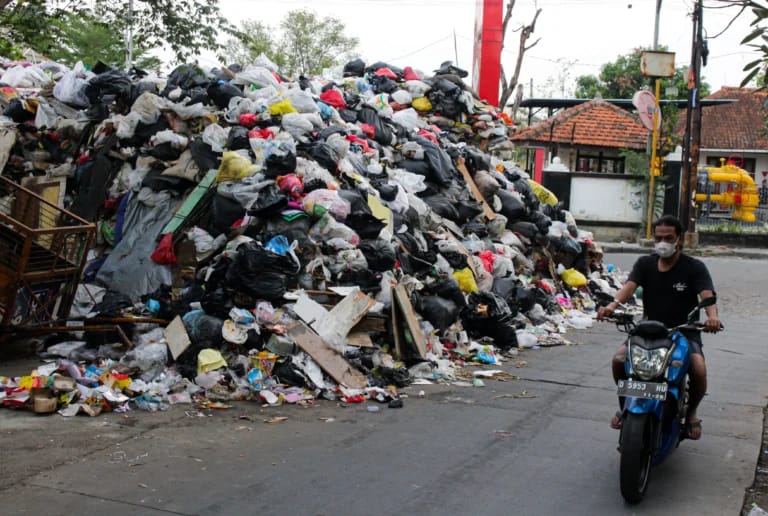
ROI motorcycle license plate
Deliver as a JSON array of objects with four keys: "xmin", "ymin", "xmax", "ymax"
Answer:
[{"xmin": 617, "ymin": 379, "xmax": 668, "ymax": 401}]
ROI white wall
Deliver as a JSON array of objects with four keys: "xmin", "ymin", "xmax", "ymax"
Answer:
[{"xmin": 569, "ymin": 176, "xmax": 645, "ymax": 223}]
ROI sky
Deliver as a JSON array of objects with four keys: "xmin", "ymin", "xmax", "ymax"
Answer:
[{"xmin": 207, "ymin": 0, "xmax": 760, "ymax": 98}]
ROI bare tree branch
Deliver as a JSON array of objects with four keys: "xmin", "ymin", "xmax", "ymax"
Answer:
[{"xmin": 499, "ymin": 7, "xmax": 542, "ymax": 108}]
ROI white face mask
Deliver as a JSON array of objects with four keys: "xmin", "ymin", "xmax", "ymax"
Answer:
[{"xmin": 654, "ymin": 241, "xmax": 677, "ymax": 258}]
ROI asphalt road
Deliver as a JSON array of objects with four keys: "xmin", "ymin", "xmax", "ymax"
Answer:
[{"xmin": 1, "ymin": 253, "xmax": 766, "ymax": 515}]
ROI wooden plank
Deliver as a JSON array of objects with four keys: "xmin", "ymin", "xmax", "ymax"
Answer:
[
  {"xmin": 351, "ymin": 316, "xmax": 387, "ymax": 334},
  {"xmin": 390, "ymin": 285, "xmax": 404, "ymax": 359},
  {"xmin": 288, "ymin": 321, "xmax": 367, "ymax": 389},
  {"xmin": 393, "ymin": 284, "xmax": 427, "ymax": 359},
  {"xmin": 456, "ymin": 157, "xmax": 496, "ymax": 221},
  {"xmin": 347, "ymin": 332, "xmax": 374, "ymax": 348},
  {"xmin": 165, "ymin": 316, "xmax": 191, "ymax": 360}
]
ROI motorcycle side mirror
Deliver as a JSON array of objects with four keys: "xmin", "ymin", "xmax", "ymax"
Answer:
[{"xmin": 687, "ymin": 296, "xmax": 716, "ymax": 322}]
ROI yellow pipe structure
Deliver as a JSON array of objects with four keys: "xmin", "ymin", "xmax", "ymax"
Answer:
[{"xmin": 694, "ymin": 162, "xmax": 759, "ymax": 222}]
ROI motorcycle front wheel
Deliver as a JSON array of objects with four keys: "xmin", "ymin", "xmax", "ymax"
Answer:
[{"xmin": 620, "ymin": 412, "xmax": 652, "ymax": 504}]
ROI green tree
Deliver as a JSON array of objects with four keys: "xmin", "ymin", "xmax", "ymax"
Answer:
[
  {"xmin": 221, "ymin": 20, "xmax": 285, "ymax": 69},
  {"xmin": 220, "ymin": 9, "xmax": 358, "ymax": 77},
  {"xmin": 278, "ymin": 9, "xmax": 358, "ymax": 77},
  {"xmin": 48, "ymin": 12, "xmax": 161, "ymax": 71},
  {"xmin": 0, "ymin": 0, "xmax": 233, "ymax": 64},
  {"xmin": 738, "ymin": 1, "xmax": 768, "ymax": 86},
  {"xmin": 574, "ymin": 47, "xmax": 710, "ymax": 100}
]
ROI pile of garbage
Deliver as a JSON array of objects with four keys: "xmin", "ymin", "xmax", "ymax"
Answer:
[{"xmin": 0, "ymin": 56, "xmax": 627, "ymax": 415}]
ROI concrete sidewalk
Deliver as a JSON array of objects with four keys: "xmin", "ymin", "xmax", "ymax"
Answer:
[{"xmin": 597, "ymin": 241, "xmax": 768, "ymax": 260}]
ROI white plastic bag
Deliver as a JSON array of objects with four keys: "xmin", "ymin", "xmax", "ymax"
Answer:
[
  {"xmin": 53, "ymin": 70, "xmax": 90, "ymax": 107},
  {"xmin": 202, "ymin": 123, "xmax": 229, "ymax": 153},
  {"xmin": 281, "ymin": 112, "xmax": 314, "ymax": 139},
  {"xmin": 234, "ymin": 66, "xmax": 279, "ymax": 89},
  {"xmin": 131, "ymin": 91, "xmax": 165, "ymax": 124},
  {"xmin": 391, "ymin": 89, "xmax": 413, "ymax": 105},
  {"xmin": 151, "ymin": 129, "xmax": 188, "ymax": 149},
  {"xmin": 34, "ymin": 101, "xmax": 58, "ymax": 129},
  {"xmin": 253, "ymin": 52, "xmax": 279, "ymax": 73},
  {"xmin": 392, "ymin": 108, "xmax": 424, "ymax": 132},
  {"xmin": 285, "ymin": 88, "xmax": 319, "ymax": 113},
  {"xmin": 303, "ymin": 189, "xmax": 351, "ymax": 220}
]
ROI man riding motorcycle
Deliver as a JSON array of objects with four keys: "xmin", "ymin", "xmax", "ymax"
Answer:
[{"xmin": 597, "ymin": 215, "xmax": 722, "ymax": 440}]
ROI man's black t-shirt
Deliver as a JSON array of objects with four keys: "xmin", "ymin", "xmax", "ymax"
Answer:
[{"xmin": 628, "ymin": 253, "xmax": 714, "ymax": 328}]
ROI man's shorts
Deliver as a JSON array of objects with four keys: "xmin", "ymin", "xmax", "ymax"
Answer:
[{"xmin": 680, "ymin": 330, "xmax": 704, "ymax": 356}]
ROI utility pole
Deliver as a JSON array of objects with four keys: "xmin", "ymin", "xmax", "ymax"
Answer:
[
  {"xmin": 125, "ymin": 0, "xmax": 134, "ymax": 71},
  {"xmin": 680, "ymin": 0, "xmax": 704, "ymax": 246}
]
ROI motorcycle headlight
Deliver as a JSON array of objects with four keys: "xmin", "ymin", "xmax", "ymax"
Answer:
[{"xmin": 630, "ymin": 346, "xmax": 669, "ymax": 380}]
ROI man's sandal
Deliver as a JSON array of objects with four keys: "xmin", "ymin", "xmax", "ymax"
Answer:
[
  {"xmin": 610, "ymin": 410, "xmax": 623, "ymax": 430},
  {"xmin": 685, "ymin": 418, "xmax": 703, "ymax": 440}
]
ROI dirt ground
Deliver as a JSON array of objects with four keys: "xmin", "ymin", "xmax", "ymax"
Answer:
[{"xmin": 742, "ymin": 406, "xmax": 768, "ymax": 515}]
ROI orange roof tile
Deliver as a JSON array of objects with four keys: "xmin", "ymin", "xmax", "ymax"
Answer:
[
  {"xmin": 677, "ymin": 87, "xmax": 768, "ymax": 150},
  {"xmin": 510, "ymin": 99, "xmax": 648, "ymax": 150}
]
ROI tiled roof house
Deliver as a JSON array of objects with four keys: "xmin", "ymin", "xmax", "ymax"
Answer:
[
  {"xmin": 511, "ymin": 98, "xmax": 649, "ymax": 174},
  {"xmin": 677, "ymin": 87, "xmax": 768, "ymax": 179}
]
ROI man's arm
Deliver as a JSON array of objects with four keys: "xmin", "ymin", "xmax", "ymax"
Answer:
[
  {"xmin": 597, "ymin": 280, "xmax": 639, "ymax": 320},
  {"xmin": 699, "ymin": 289, "xmax": 722, "ymax": 333}
]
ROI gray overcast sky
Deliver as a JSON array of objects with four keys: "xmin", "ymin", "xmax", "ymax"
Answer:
[{"xmin": 206, "ymin": 0, "xmax": 758, "ymax": 96}]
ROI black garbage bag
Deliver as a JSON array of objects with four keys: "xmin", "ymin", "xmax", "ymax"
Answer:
[
  {"xmin": 343, "ymin": 58, "xmax": 366, "ymax": 77},
  {"xmin": 464, "ymin": 147, "xmax": 492, "ymax": 174},
  {"xmin": 358, "ymin": 239, "xmax": 397, "ymax": 271},
  {"xmin": 264, "ymin": 148, "xmax": 297, "ymax": 178},
  {"xmin": 526, "ymin": 210, "xmax": 552, "ymax": 234},
  {"xmin": 226, "ymin": 242, "xmax": 299, "ymax": 301},
  {"xmin": 460, "ymin": 291, "xmax": 519, "ymax": 349},
  {"xmin": 86, "ymin": 70, "xmax": 133, "ymax": 104},
  {"xmin": 337, "ymin": 267, "xmax": 382, "ymax": 290},
  {"xmin": 201, "ymin": 288, "xmax": 234, "ymax": 319},
  {"xmin": 311, "ymin": 143, "xmax": 339, "ymax": 173},
  {"xmin": 203, "ymin": 256, "xmax": 232, "ymax": 292},
  {"xmin": 455, "ymin": 199, "xmax": 483, "ymax": 224},
  {"xmin": 345, "ymin": 213, "xmax": 386, "ymax": 240},
  {"xmin": 141, "ymin": 168, "xmax": 194, "ymax": 192},
  {"xmin": 413, "ymin": 135, "xmax": 454, "ymax": 188},
  {"xmin": 398, "ymin": 158, "xmax": 432, "ymax": 178},
  {"xmin": 365, "ymin": 61, "xmax": 403, "ymax": 76},
  {"xmin": 227, "ymin": 126, "xmax": 250, "ymax": 151},
  {"xmin": 3, "ymin": 98, "xmax": 33, "ymax": 123},
  {"xmin": 490, "ymin": 277, "xmax": 522, "ymax": 315},
  {"xmin": 337, "ymin": 187, "xmax": 372, "ymax": 215},
  {"xmin": 377, "ymin": 366, "xmax": 412, "ymax": 388},
  {"xmin": 209, "ymin": 193, "xmax": 245, "ymax": 237},
  {"xmin": 440, "ymin": 250, "xmax": 468, "ymax": 270},
  {"xmin": 506, "ymin": 172, "xmax": 540, "ymax": 211},
  {"xmin": 338, "ymin": 109, "xmax": 358, "ymax": 123},
  {"xmin": 207, "ymin": 82, "xmax": 243, "ymax": 109},
  {"xmin": 272, "ymin": 356, "xmax": 310, "ymax": 387},
  {"xmin": 414, "ymin": 294, "xmax": 458, "ymax": 331},
  {"xmin": 426, "ymin": 277, "xmax": 466, "ymax": 308},
  {"xmin": 247, "ymin": 184, "xmax": 288, "ymax": 216},
  {"xmin": 508, "ymin": 220, "xmax": 539, "ymax": 239},
  {"xmin": 372, "ymin": 75, "xmax": 398, "ymax": 94},
  {"xmin": 162, "ymin": 64, "xmax": 209, "ymax": 96},
  {"xmin": 183, "ymin": 311, "xmax": 224, "ymax": 346},
  {"xmin": 124, "ymin": 117, "xmax": 171, "ymax": 147},
  {"xmin": 496, "ymin": 189, "xmax": 527, "ymax": 222},
  {"xmin": 189, "ymin": 138, "xmax": 221, "ymax": 171},
  {"xmin": 423, "ymin": 195, "xmax": 460, "ymax": 221},
  {"xmin": 357, "ymin": 106, "xmax": 394, "ymax": 146},
  {"xmin": 463, "ymin": 221, "xmax": 488, "ymax": 238},
  {"xmin": 149, "ymin": 142, "xmax": 183, "ymax": 161},
  {"xmin": 95, "ymin": 290, "xmax": 133, "ymax": 317}
]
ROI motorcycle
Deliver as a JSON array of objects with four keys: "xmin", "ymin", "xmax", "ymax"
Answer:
[{"xmin": 607, "ymin": 297, "xmax": 721, "ymax": 504}]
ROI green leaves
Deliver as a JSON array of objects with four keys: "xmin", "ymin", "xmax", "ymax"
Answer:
[
  {"xmin": 573, "ymin": 47, "xmax": 709, "ymax": 101},
  {"xmin": 221, "ymin": 9, "xmax": 358, "ymax": 77}
]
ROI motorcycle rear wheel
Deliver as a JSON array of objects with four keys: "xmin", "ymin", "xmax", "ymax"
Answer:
[{"xmin": 620, "ymin": 412, "xmax": 652, "ymax": 504}]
